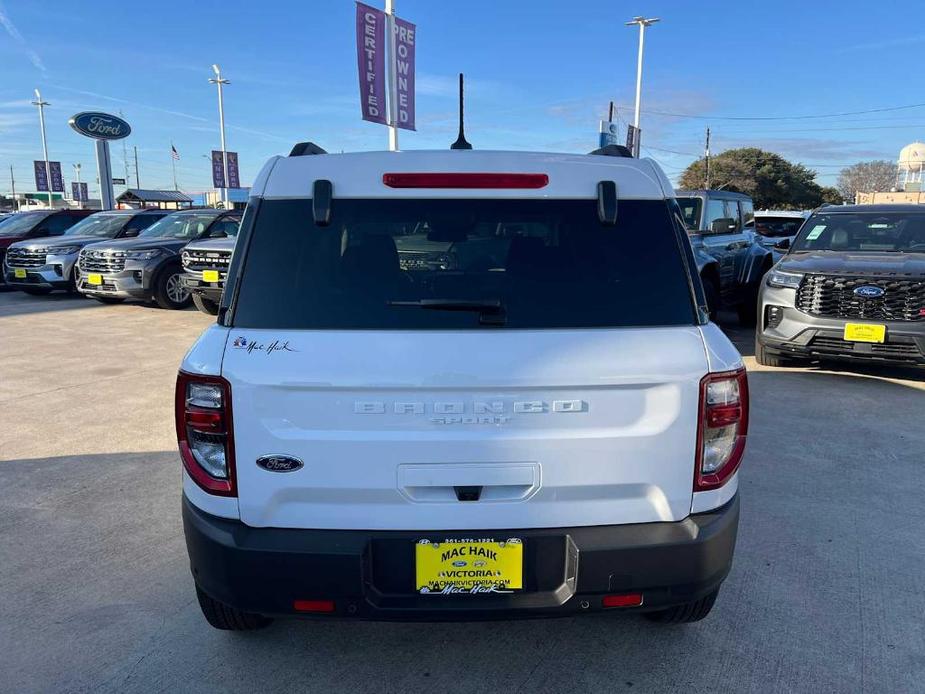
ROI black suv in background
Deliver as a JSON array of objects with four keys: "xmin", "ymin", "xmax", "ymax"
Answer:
[
  {"xmin": 77, "ymin": 209, "xmax": 242, "ymax": 309},
  {"xmin": 0, "ymin": 209, "xmax": 95, "ymax": 288},
  {"xmin": 4, "ymin": 209, "xmax": 168, "ymax": 294},
  {"xmin": 676, "ymin": 190, "xmax": 774, "ymax": 323},
  {"xmin": 180, "ymin": 218, "xmax": 241, "ymax": 315}
]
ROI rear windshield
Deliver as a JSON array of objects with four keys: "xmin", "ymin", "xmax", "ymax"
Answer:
[
  {"xmin": 231, "ymin": 198, "xmax": 696, "ymax": 330},
  {"xmin": 755, "ymin": 215, "xmax": 805, "ymax": 238},
  {"xmin": 791, "ymin": 212, "xmax": 925, "ymax": 252}
]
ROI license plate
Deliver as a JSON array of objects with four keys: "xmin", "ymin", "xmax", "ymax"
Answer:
[
  {"xmin": 844, "ymin": 323, "xmax": 885, "ymax": 343},
  {"xmin": 415, "ymin": 539, "xmax": 523, "ymax": 595},
  {"xmin": 13, "ymin": 268, "xmax": 26, "ymax": 279},
  {"xmin": 202, "ymin": 270, "xmax": 220, "ymax": 283},
  {"xmin": 87, "ymin": 273, "xmax": 103, "ymax": 286}
]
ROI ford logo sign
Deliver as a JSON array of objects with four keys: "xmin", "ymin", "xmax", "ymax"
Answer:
[
  {"xmin": 68, "ymin": 111, "xmax": 131, "ymax": 141},
  {"xmin": 256, "ymin": 455, "xmax": 303, "ymax": 473},
  {"xmin": 854, "ymin": 285, "xmax": 884, "ymax": 298}
]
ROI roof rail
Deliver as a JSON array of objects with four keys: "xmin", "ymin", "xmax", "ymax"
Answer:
[
  {"xmin": 588, "ymin": 144, "xmax": 633, "ymax": 158},
  {"xmin": 289, "ymin": 142, "xmax": 328, "ymax": 157}
]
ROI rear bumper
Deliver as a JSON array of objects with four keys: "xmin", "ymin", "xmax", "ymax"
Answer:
[{"xmin": 183, "ymin": 494, "xmax": 739, "ymax": 621}]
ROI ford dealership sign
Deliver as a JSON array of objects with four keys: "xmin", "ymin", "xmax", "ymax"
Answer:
[{"xmin": 68, "ymin": 111, "xmax": 131, "ymax": 140}]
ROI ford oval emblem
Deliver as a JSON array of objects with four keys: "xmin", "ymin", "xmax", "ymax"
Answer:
[
  {"xmin": 452, "ymin": 560, "xmax": 467, "ymax": 567},
  {"xmin": 854, "ymin": 285, "xmax": 884, "ymax": 298},
  {"xmin": 68, "ymin": 111, "xmax": 132, "ymax": 141},
  {"xmin": 256, "ymin": 455, "xmax": 303, "ymax": 473}
]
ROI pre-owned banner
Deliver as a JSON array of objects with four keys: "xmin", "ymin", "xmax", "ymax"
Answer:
[
  {"xmin": 356, "ymin": 2, "xmax": 387, "ymax": 125},
  {"xmin": 393, "ymin": 16, "xmax": 416, "ymax": 131}
]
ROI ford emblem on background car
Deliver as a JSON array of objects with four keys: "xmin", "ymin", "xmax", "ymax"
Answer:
[
  {"xmin": 68, "ymin": 111, "xmax": 132, "ymax": 140},
  {"xmin": 256, "ymin": 455, "xmax": 304, "ymax": 473},
  {"xmin": 854, "ymin": 286, "xmax": 885, "ymax": 298}
]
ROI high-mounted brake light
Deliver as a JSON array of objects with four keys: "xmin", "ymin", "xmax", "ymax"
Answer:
[
  {"xmin": 695, "ymin": 368, "xmax": 748, "ymax": 492},
  {"xmin": 382, "ymin": 172, "xmax": 549, "ymax": 189},
  {"xmin": 175, "ymin": 371, "xmax": 236, "ymax": 496}
]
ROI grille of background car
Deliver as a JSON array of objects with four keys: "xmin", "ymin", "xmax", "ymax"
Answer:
[
  {"xmin": 182, "ymin": 250, "xmax": 232, "ymax": 272},
  {"xmin": 796, "ymin": 275, "xmax": 925, "ymax": 322},
  {"xmin": 78, "ymin": 249, "xmax": 126, "ymax": 273},
  {"xmin": 5, "ymin": 248, "xmax": 47, "ymax": 268}
]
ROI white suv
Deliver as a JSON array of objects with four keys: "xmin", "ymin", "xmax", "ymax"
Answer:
[{"xmin": 177, "ymin": 144, "xmax": 748, "ymax": 629}]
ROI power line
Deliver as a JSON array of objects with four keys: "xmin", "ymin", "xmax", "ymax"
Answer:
[{"xmin": 637, "ymin": 101, "xmax": 925, "ymax": 121}]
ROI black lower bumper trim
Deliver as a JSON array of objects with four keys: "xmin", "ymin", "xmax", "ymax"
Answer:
[
  {"xmin": 183, "ymin": 494, "xmax": 739, "ymax": 621},
  {"xmin": 760, "ymin": 332, "xmax": 925, "ymax": 366}
]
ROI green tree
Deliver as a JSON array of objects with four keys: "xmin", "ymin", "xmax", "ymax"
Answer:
[
  {"xmin": 819, "ymin": 186, "xmax": 844, "ymax": 205},
  {"xmin": 679, "ymin": 147, "xmax": 826, "ymax": 208}
]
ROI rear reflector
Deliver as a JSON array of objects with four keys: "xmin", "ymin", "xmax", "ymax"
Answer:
[
  {"xmin": 602, "ymin": 593, "xmax": 644, "ymax": 608},
  {"xmin": 382, "ymin": 172, "xmax": 549, "ymax": 189},
  {"xmin": 293, "ymin": 599, "xmax": 336, "ymax": 613}
]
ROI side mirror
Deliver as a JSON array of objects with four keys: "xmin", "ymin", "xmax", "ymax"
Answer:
[
  {"xmin": 774, "ymin": 238, "xmax": 791, "ymax": 250},
  {"xmin": 710, "ymin": 218, "xmax": 736, "ymax": 234}
]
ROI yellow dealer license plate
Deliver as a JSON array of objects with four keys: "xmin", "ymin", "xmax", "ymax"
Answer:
[
  {"xmin": 202, "ymin": 270, "xmax": 219, "ymax": 283},
  {"xmin": 13, "ymin": 268, "xmax": 26, "ymax": 279},
  {"xmin": 844, "ymin": 323, "xmax": 885, "ymax": 343},
  {"xmin": 415, "ymin": 538, "xmax": 523, "ymax": 595},
  {"xmin": 87, "ymin": 273, "xmax": 103, "ymax": 286}
]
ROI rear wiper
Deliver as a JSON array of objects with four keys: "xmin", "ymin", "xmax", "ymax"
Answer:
[{"xmin": 387, "ymin": 298, "xmax": 507, "ymax": 325}]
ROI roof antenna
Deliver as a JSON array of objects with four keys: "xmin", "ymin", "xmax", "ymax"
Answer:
[{"xmin": 450, "ymin": 73, "xmax": 472, "ymax": 150}]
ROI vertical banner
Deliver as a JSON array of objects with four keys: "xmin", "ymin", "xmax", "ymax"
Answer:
[
  {"xmin": 356, "ymin": 2, "xmax": 387, "ymax": 124},
  {"xmin": 34, "ymin": 161, "xmax": 49, "ymax": 192},
  {"xmin": 226, "ymin": 151, "xmax": 240, "ymax": 188},
  {"xmin": 79, "ymin": 182, "xmax": 88, "ymax": 202},
  {"xmin": 211, "ymin": 150, "xmax": 226, "ymax": 188},
  {"xmin": 49, "ymin": 161, "xmax": 64, "ymax": 192},
  {"xmin": 393, "ymin": 16, "xmax": 416, "ymax": 130},
  {"xmin": 626, "ymin": 125, "xmax": 641, "ymax": 157},
  {"xmin": 71, "ymin": 181, "xmax": 81, "ymax": 201}
]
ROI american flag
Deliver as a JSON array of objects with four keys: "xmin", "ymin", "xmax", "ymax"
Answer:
[{"xmin": 171, "ymin": 144, "xmax": 180, "ymax": 161}]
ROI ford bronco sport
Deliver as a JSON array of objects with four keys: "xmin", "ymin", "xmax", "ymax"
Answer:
[{"xmin": 178, "ymin": 144, "xmax": 748, "ymax": 630}]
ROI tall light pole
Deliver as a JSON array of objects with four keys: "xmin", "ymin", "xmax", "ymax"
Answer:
[
  {"xmin": 209, "ymin": 64, "xmax": 230, "ymax": 207},
  {"xmin": 385, "ymin": 0, "xmax": 398, "ymax": 151},
  {"xmin": 31, "ymin": 88, "xmax": 53, "ymax": 209},
  {"xmin": 626, "ymin": 16, "xmax": 659, "ymax": 155},
  {"xmin": 73, "ymin": 163, "xmax": 82, "ymax": 209}
]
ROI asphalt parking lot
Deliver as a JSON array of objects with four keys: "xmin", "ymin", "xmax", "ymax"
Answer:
[{"xmin": 1, "ymin": 290, "xmax": 924, "ymax": 694}]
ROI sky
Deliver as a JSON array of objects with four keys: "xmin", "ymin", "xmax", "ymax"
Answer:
[{"xmin": 2, "ymin": 0, "xmax": 925, "ymax": 200}]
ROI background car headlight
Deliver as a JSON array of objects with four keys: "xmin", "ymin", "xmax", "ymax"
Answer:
[
  {"xmin": 43, "ymin": 246, "xmax": 80, "ymax": 255},
  {"xmin": 124, "ymin": 249, "xmax": 162, "ymax": 260},
  {"xmin": 766, "ymin": 269, "xmax": 803, "ymax": 289}
]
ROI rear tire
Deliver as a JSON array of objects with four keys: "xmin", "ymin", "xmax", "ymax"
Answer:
[
  {"xmin": 644, "ymin": 589, "xmax": 718, "ymax": 624},
  {"xmin": 195, "ymin": 586, "xmax": 273, "ymax": 631},
  {"xmin": 192, "ymin": 293, "xmax": 220, "ymax": 316},
  {"xmin": 22, "ymin": 287, "xmax": 52, "ymax": 296},
  {"xmin": 153, "ymin": 265, "xmax": 192, "ymax": 310},
  {"xmin": 93, "ymin": 296, "xmax": 125, "ymax": 305}
]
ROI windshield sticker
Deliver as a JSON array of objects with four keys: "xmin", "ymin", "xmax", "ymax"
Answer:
[
  {"xmin": 232, "ymin": 336, "xmax": 297, "ymax": 355},
  {"xmin": 805, "ymin": 225, "xmax": 826, "ymax": 240}
]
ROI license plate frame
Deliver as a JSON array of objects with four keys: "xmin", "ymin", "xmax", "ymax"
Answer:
[
  {"xmin": 843, "ymin": 323, "xmax": 886, "ymax": 343},
  {"xmin": 415, "ymin": 538, "xmax": 523, "ymax": 595}
]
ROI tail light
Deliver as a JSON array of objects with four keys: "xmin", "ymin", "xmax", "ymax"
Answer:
[
  {"xmin": 695, "ymin": 368, "xmax": 748, "ymax": 491},
  {"xmin": 175, "ymin": 371, "xmax": 236, "ymax": 496}
]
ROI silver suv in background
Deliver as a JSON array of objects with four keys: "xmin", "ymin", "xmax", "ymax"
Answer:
[
  {"xmin": 77, "ymin": 209, "xmax": 241, "ymax": 309},
  {"xmin": 3, "ymin": 209, "xmax": 168, "ymax": 294},
  {"xmin": 180, "ymin": 218, "xmax": 241, "ymax": 315},
  {"xmin": 675, "ymin": 190, "xmax": 774, "ymax": 323}
]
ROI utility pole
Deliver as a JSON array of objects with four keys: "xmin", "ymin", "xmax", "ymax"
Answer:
[
  {"xmin": 119, "ymin": 110, "xmax": 130, "ymax": 185},
  {"xmin": 73, "ymin": 163, "xmax": 82, "ymax": 209},
  {"xmin": 10, "ymin": 164, "xmax": 17, "ymax": 211},
  {"xmin": 209, "ymin": 64, "xmax": 230, "ymax": 207},
  {"xmin": 705, "ymin": 127, "xmax": 711, "ymax": 189},
  {"xmin": 31, "ymin": 89, "xmax": 53, "ymax": 209},
  {"xmin": 385, "ymin": 0, "xmax": 398, "ymax": 151},
  {"xmin": 626, "ymin": 16, "xmax": 660, "ymax": 156},
  {"xmin": 134, "ymin": 146, "xmax": 140, "ymax": 189}
]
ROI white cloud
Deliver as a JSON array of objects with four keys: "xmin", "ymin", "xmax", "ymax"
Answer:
[{"xmin": 0, "ymin": 2, "xmax": 46, "ymax": 74}]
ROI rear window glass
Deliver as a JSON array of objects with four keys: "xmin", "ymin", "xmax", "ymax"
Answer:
[
  {"xmin": 755, "ymin": 216, "xmax": 805, "ymax": 238},
  {"xmin": 231, "ymin": 198, "xmax": 695, "ymax": 330},
  {"xmin": 676, "ymin": 197, "xmax": 701, "ymax": 230}
]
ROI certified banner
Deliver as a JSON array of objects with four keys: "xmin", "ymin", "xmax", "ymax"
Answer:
[
  {"xmin": 211, "ymin": 150, "xmax": 225, "ymax": 188},
  {"xmin": 49, "ymin": 161, "xmax": 64, "ymax": 192},
  {"xmin": 226, "ymin": 151, "xmax": 240, "ymax": 189},
  {"xmin": 356, "ymin": 2, "xmax": 387, "ymax": 125},
  {"xmin": 393, "ymin": 16, "xmax": 416, "ymax": 131},
  {"xmin": 33, "ymin": 161, "xmax": 49, "ymax": 192}
]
